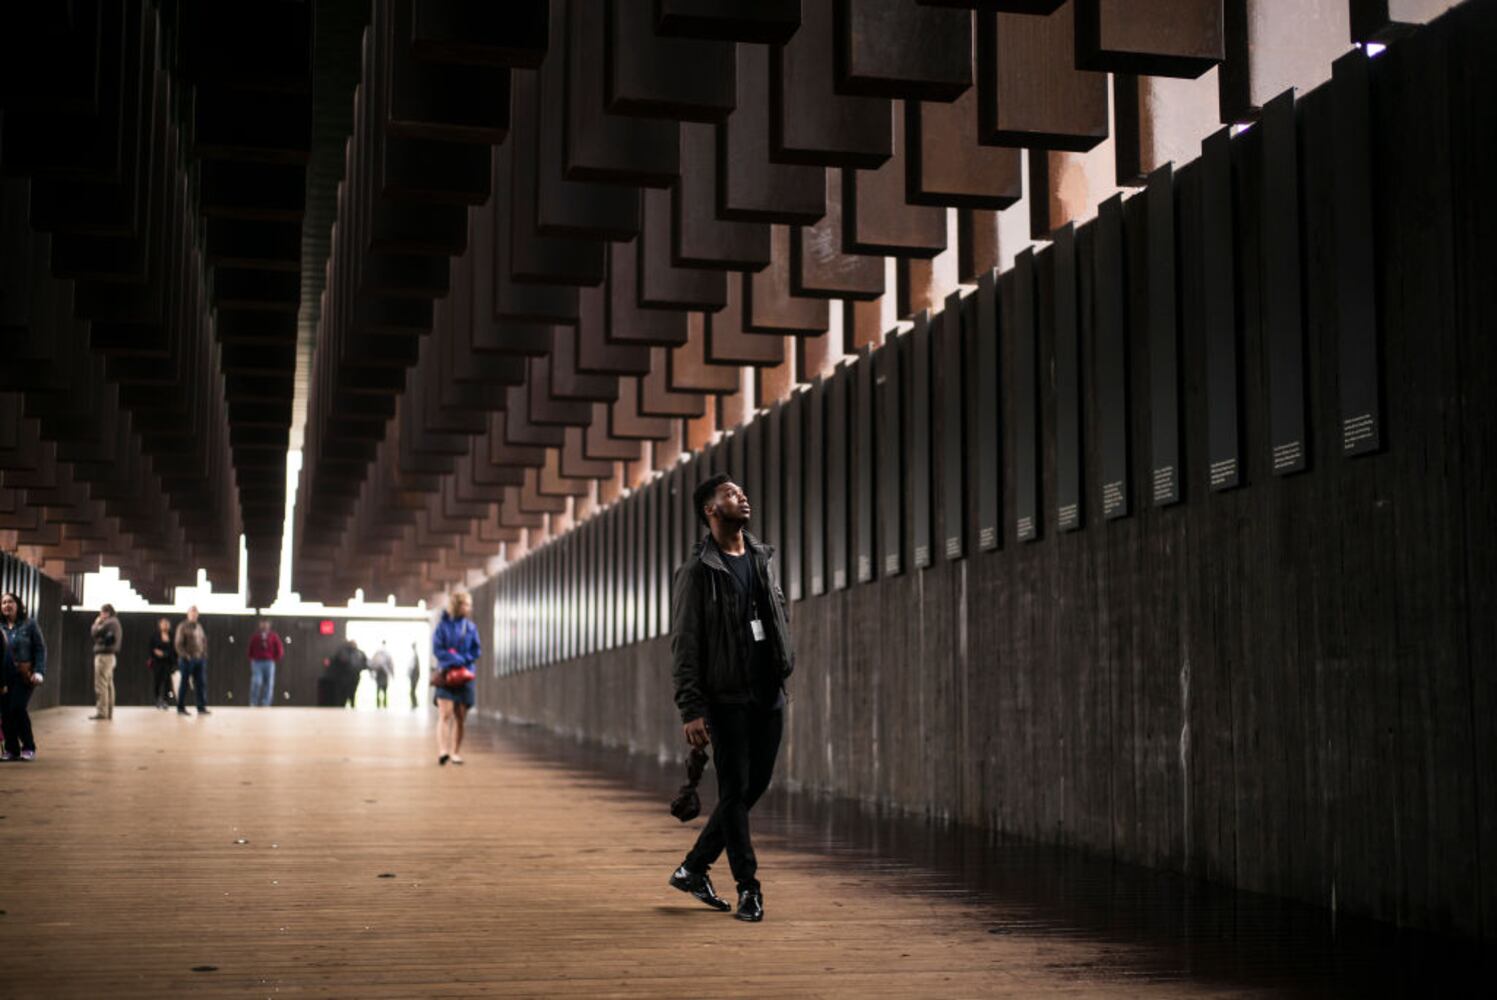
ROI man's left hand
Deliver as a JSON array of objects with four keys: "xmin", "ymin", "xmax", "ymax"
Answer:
[{"xmin": 683, "ymin": 717, "xmax": 709, "ymax": 749}]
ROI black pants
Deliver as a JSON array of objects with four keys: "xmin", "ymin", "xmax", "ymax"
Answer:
[
  {"xmin": 2, "ymin": 682, "xmax": 36, "ymax": 754},
  {"xmin": 151, "ymin": 662, "xmax": 174, "ymax": 704},
  {"xmin": 684, "ymin": 703, "xmax": 783, "ymax": 893}
]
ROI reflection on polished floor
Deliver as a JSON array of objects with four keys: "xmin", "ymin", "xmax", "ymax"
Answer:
[{"xmin": 5, "ymin": 709, "xmax": 1486, "ymax": 998}]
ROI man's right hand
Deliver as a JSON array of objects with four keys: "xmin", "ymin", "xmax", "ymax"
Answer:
[{"xmin": 683, "ymin": 717, "xmax": 709, "ymax": 749}]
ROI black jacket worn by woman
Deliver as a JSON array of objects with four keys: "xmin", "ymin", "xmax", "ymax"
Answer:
[
  {"xmin": 150, "ymin": 636, "xmax": 176, "ymax": 668},
  {"xmin": 670, "ymin": 531, "xmax": 794, "ymax": 724}
]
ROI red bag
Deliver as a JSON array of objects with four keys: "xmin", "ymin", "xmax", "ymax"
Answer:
[{"xmin": 441, "ymin": 666, "xmax": 476, "ymax": 687}]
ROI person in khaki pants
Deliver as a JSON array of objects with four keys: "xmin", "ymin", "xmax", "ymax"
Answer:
[{"xmin": 89, "ymin": 604, "xmax": 122, "ymax": 721}]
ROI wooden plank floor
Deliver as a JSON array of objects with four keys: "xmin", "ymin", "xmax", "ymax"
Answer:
[{"xmin": 0, "ymin": 709, "xmax": 1424, "ymax": 997}]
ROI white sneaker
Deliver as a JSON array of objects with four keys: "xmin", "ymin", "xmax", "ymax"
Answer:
[{"xmin": 0, "ymin": 750, "xmax": 13, "ymax": 761}]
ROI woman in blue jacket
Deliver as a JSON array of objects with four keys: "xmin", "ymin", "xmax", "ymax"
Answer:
[
  {"xmin": 431, "ymin": 590, "xmax": 480, "ymax": 766},
  {"xmin": 1, "ymin": 591, "xmax": 47, "ymax": 761}
]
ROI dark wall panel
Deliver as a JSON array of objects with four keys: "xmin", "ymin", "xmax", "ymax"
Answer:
[
  {"xmin": 909, "ymin": 311, "xmax": 933, "ymax": 567},
  {"xmin": 1261, "ymin": 90, "xmax": 1309, "ymax": 476},
  {"xmin": 975, "ymin": 270, "xmax": 1002, "ymax": 549},
  {"xmin": 764, "ymin": 403, "xmax": 784, "ymax": 564},
  {"xmin": 1331, "ymin": 49, "xmax": 1382, "ymax": 458},
  {"xmin": 604, "ymin": 504, "xmax": 617, "ymax": 649},
  {"xmin": 649, "ymin": 478, "xmax": 662, "ymax": 638},
  {"xmin": 827, "ymin": 364, "xmax": 851, "ymax": 589},
  {"xmin": 1052, "ymin": 224, "xmax": 1083, "ymax": 531},
  {"xmin": 586, "ymin": 514, "xmax": 599, "ymax": 656},
  {"xmin": 1008, "ymin": 250, "xmax": 1040, "ymax": 542},
  {"xmin": 855, "ymin": 345, "xmax": 877, "ymax": 583},
  {"xmin": 635, "ymin": 483, "xmax": 647, "ymax": 642},
  {"xmin": 728, "ymin": 425, "xmax": 745, "ymax": 482},
  {"xmin": 570, "ymin": 525, "xmax": 582, "ymax": 658},
  {"xmin": 938, "ymin": 295, "xmax": 967, "ymax": 559},
  {"xmin": 1147, "ymin": 164, "xmax": 1181, "ymax": 506},
  {"xmin": 877, "ymin": 334, "xmax": 904, "ymax": 576},
  {"xmin": 685, "ymin": 457, "xmax": 702, "ymax": 568},
  {"xmin": 552, "ymin": 541, "xmax": 562, "ymax": 665},
  {"xmin": 1094, "ymin": 195, "xmax": 1130, "ymax": 520},
  {"xmin": 783, "ymin": 389, "xmax": 803, "ymax": 600},
  {"xmin": 1202, "ymin": 127, "xmax": 1241, "ymax": 491},
  {"xmin": 657, "ymin": 471, "xmax": 672, "ymax": 637},
  {"xmin": 744, "ymin": 414, "xmax": 764, "ymax": 546},
  {"xmin": 805, "ymin": 377, "xmax": 826, "ymax": 595}
]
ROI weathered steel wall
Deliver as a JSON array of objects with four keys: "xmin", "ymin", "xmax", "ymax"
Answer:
[{"xmin": 474, "ymin": 5, "xmax": 1495, "ymax": 941}]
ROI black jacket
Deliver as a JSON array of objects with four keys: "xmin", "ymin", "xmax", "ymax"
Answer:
[{"xmin": 671, "ymin": 531, "xmax": 794, "ymax": 723}]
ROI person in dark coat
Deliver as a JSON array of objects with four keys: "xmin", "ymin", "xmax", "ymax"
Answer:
[
  {"xmin": 1, "ymin": 591, "xmax": 48, "ymax": 761},
  {"xmin": 668, "ymin": 474, "xmax": 795, "ymax": 924},
  {"xmin": 331, "ymin": 640, "xmax": 367, "ymax": 708},
  {"xmin": 148, "ymin": 617, "xmax": 177, "ymax": 709}
]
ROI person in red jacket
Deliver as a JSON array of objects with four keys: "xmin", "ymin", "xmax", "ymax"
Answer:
[{"xmin": 246, "ymin": 619, "xmax": 285, "ymax": 708}]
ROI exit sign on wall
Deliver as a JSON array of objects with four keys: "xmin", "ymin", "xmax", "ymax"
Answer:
[{"xmin": 319, "ymin": 620, "xmax": 336, "ymax": 636}]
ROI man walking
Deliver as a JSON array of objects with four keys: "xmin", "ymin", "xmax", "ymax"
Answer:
[
  {"xmin": 89, "ymin": 604, "xmax": 122, "ymax": 721},
  {"xmin": 246, "ymin": 619, "xmax": 284, "ymax": 708},
  {"xmin": 175, "ymin": 606, "xmax": 210, "ymax": 716},
  {"xmin": 668, "ymin": 473, "xmax": 795, "ymax": 923}
]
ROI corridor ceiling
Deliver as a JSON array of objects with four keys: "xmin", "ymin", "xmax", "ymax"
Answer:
[{"xmin": 0, "ymin": 1, "xmax": 1422, "ymax": 606}]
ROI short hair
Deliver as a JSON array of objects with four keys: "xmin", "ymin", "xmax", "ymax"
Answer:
[
  {"xmin": 101, "ymin": 603, "xmax": 116, "ymax": 616},
  {"xmin": 693, "ymin": 473, "xmax": 732, "ymax": 529},
  {"xmin": 448, "ymin": 590, "xmax": 472, "ymax": 615}
]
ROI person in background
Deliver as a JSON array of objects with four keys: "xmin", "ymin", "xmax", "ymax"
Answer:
[
  {"xmin": 407, "ymin": 642, "xmax": 421, "ymax": 710},
  {"xmin": 246, "ymin": 619, "xmax": 285, "ymax": 708},
  {"xmin": 330, "ymin": 639, "xmax": 366, "ymax": 708},
  {"xmin": 1, "ymin": 591, "xmax": 47, "ymax": 761},
  {"xmin": 369, "ymin": 641, "xmax": 393, "ymax": 709},
  {"xmin": 431, "ymin": 590, "xmax": 480, "ymax": 765},
  {"xmin": 174, "ymin": 606, "xmax": 210, "ymax": 716},
  {"xmin": 89, "ymin": 603, "xmax": 122, "ymax": 721},
  {"xmin": 148, "ymin": 617, "xmax": 176, "ymax": 709},
  {"xmin": 345, "ymin": 640, "xmax": 367, "ymax": 707}
]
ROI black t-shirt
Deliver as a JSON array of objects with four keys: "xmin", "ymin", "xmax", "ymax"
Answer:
[
  {"xmin": 723, "ymin": 546, "xmax": 754, "ymax": 598},
  {"xmin": 717, "ymin": 542, "xmax": 784, "ymax": 709}
]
